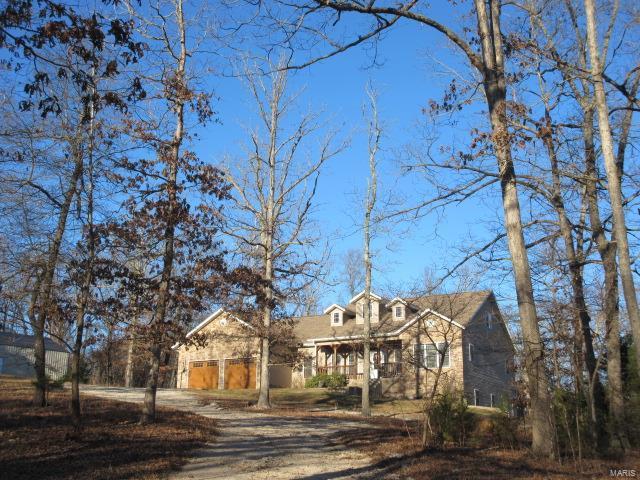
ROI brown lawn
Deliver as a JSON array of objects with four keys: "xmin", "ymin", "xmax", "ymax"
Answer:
[
  {"xmin": 332, "ymin": 415, "xmax": 640, "ymax": 479},
  {"xmin": 0, "ymin": 376, "xmax": 217, "ymax": 480}
]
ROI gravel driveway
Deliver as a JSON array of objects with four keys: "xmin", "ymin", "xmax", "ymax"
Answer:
[{"xmin": 80, "ymin": 386, "xmax": 386, "ymax": 480}]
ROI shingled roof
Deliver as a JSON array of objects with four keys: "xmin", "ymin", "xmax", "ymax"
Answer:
[
  {"xmin": 292, "ymin": 290, "xmax": 493, "ymax": 343},
  {"xmin": 0, "ymin": 331, "xmax": 67, "ymax": 353}
]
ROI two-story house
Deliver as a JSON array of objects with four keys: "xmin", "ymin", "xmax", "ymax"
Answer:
[{"xmin": 174, "ymin": 289, "xmax": 515, "ymax": 406}]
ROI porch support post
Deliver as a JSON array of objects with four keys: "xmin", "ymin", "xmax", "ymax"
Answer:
[
  {"xmin": 315, "ymin": 345, "xmax": 319, "ymax": 375},
  {"xmin": 333, "ymin": 344, "xmax": 338, "ymax": 374}
]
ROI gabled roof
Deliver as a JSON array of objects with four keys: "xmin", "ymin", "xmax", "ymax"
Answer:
[
  {"xmin": 175, "ymin": 290, "xmax": 495, "ymax": 347},
  {"xmin": 323, "ymin": 304, "xmax": 346, "ymax": 314},
  {"xmin": 349, "ymin": 290, "xmax": 382, "ymax": 303},
  {"xmin": 385, "ymin": 297, "xmax": 407, "ymax": 307},
  {"xmin": 171, "ymin": 308, "xmax": 254, "ymax": 349},
  {"xmin": 293, "ymin": 290, "xmax": 493, "ymax": 343}
]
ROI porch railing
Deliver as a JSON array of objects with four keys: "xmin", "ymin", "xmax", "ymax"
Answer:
[
  {"xmin": 317, "ymin": 362, "xmax": 402, "ymax": 379},
  {"xmin": 377, "ymin": 362, "xmax": 402, "ymax": 378},
  {"xmin": 317, "ymin": 364, "xmax": 361, "ymax": 379}
]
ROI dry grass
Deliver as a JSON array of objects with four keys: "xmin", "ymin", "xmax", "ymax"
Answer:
[
  {"xmin": 191, "ymin": 387, "xmax": 362, "ymax": 410},
  {"xmin": 190, "ymin": 387, "xmax": 500, "ymax": 420},
  {"xmin": 0, "ymin": 376, "xmax": 217, "ymax": 480},
  {"xmin": 331, "ymin": 414, "xmax": 640, "ymax": 479}
]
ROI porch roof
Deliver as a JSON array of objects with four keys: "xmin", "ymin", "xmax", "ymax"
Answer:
[{"xmin": 293, "ymin": 290, "xmax": 492, "ymax": 344}]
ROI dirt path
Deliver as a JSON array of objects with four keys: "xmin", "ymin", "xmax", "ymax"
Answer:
[{"xmin": 80, "ymin": 386, "xmax": 384, "ymax": 480}]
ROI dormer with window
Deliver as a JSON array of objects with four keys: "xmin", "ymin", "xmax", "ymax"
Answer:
[
  {"xmin": 323, "ymin": 304, "xmax": 345, "ymax": 327},
  {"xmin": 350, "ymin": 291, "xmax": 382, "ymax": 324},
  {"xmin": 386, "ymin": 297, "xmax": 407, "ymax": 321}
]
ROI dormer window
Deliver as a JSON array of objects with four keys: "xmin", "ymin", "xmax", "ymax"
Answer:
[
  {"xmin": 323, "ymin": 304, "xmax": 345, "ymax": 327},
  {"xmin": 355, "ymin": 299, "xmax": 379, "ymax": 324},
  {"xmin": 386, "ymin": 297, "xmax": 407, "ymax": 321}
]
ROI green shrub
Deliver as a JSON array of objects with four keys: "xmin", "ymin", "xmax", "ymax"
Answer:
[
  {"xmin": 304, "ymin": 373, "xmax": 347, "ymax": 389},
  {"xmin": 426, "ymin": 387, "xmax": 475, "ymax": 447}
]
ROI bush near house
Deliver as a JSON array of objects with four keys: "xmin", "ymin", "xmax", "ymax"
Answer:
[
  {"xmin": 426, "ymin": 388, "xmax": 476, "ymax": 447},
  {"xmin": 304, "ymin": 373, "xmax": 348, "ymax": 389}
]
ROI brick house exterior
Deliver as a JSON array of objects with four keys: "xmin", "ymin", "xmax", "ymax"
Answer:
[
  {"xmin": 174, "ymin": 309, "xmax": 261, "ymax": 390},
  {"xmin": 174, "ymin": 290, "xmax": 515, "ymax": 406}
]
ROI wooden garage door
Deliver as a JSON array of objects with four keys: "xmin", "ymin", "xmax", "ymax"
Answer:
[
  {"xmin": 224, "ymin": 359, "xmax": 256, "ymax": 389},
  {"xmin": 188, "ymin": 360, "xmax": 219, "ymax": 389}
]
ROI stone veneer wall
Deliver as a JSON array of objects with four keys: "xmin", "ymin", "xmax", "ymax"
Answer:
[{"xmin": 176, "ymin": 315, "xmax": 259, "ymax": 389}]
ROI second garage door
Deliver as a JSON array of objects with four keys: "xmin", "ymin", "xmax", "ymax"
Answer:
[
  {"xmin": 224, "ymin": 358, "xmax": 256, "ymax": 389},
  {"xmin": 188, "ymin": 360, "xmax": 219, "ymax": 389}
]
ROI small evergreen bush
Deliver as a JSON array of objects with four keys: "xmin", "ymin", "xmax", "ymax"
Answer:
[
  {"xmin": 304, "ymin": 373, "xmax": 348, "ymax": 389},
  {"xmin": 428, "ymin": 388, "xmax": 475, "ymax": 446}
]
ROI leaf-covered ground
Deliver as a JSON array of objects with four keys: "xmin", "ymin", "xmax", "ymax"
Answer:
[
  {"xmin": 0, "ymin": 376, "xmax": 217, "ymax": 480},
  {"xmin": 331, "ymin": 415, "xmax": 640, "ymax": 479}
]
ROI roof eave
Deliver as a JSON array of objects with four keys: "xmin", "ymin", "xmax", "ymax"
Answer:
[{"xmin": 301, "ymin": 307, "xmax": 466, "ymax": 344}]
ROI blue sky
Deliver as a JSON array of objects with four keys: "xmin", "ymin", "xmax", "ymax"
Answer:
[{"xmin": 188, "ymin": 10, "xmax": 509, "ymax": 307}]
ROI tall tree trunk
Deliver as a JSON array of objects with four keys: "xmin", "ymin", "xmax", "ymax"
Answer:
[
  {"xmin": 71, "ymin": 102, "xmax": 96, "ymax": 428},
  {"xmin": 540, "ymin": 113, "xmax": 608, "ymax": 451},
  {"xmin": 361, "ymin": 88, "xmax": 379, "ymax": 417},
  {"xmin": 474, "ymin": 0, "xmax": 555, "ymax": 457},
  {"xmin": 257, "ymin": 253, "xmax": 272, "ymax": 408},
  {"xmin": 141, "ymin": 0, "xmax": 186, "ymax": 424},
  {"xmin": 124, "ymin": 334, "xmax": 135, "ymax": 388},
  {"xmin": 33, "ymin": 140, "xmax": 84, "ymax": 406},
  {"xmin": 255, "ymin": 66, "xmax": 282, "ymax": 411},
  {"xmin": 255, "ymin": 138, "xmax": 275, "ymax": 409},
  {"xmin": 582, "ymin": 112, "xmax": 630, "ymax": 450},
  {"xmin": 583, "ymin": 0, "xmax": 640, "ymax": 373},
  {"xmin": 361, "ymin": 229, "xmax": 372, "ymax": 417}
]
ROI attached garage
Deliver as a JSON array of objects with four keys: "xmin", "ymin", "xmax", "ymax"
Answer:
[
  {"xmin": 174, "ymin": 308, "xmax": 260, "ymax": 390},
  {"xmin": 224, "ymin": 358, "xmax": 256, "ymax": 389},
  {"xmin": 188, "ymin": 360, "xmax": 219, "ymax": 389}
]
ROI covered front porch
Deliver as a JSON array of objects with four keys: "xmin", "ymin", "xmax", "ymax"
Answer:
[{"xmin": 314, "ymin": 340, "xmax": 403, "ymax": 380}]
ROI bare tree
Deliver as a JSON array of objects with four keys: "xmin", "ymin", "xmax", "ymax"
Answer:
[
  {"xmin": 69, "ymin": 73, "xmax": 97, "ymax": 429},
  {"xmin": 273, "ymin": 0, "xmax": 556, "ymax": 455},
  {"xmin": 360, "ymin": 86, "xmax": 381, "ymax": 417},
  {"xmin": 342, "ymin": 249, "xmax": 365, "ymax": 299},
  {"xmin": 583, "ymin": 0, "xmax": 640, "ymax": 374},
  {"xmin": 518, "ymin": 0, "xmax": 635, "ymax": 450},
  {"xmin": 223, "ymin": 59, "xmax": 343, "ymax": 408}
]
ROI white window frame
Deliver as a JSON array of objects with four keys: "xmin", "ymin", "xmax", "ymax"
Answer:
[
  {"xmin": 421, "ymin": 342, "xmax": 450, "ymax": 369},
  {"xmin": 490, "ymin": 393, "xmax": 495, "ymax": 408},
  {"xmin": 395, "ymin": 306, "xmax": 403, "ymax": 318},
  {"xmin": 333, "ymin": 312, "xmax": 340, "ymax": 324},
  {"xmin": 473, "ymin": 388, "xmax": 480, "ymax": 406},
  {"xmin": 468, "ymin": 343, "xmax": 474, "ymax": 362}
]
